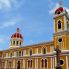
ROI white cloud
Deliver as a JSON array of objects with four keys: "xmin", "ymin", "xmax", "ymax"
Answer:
[
  {"xmin": 0, "ymin": 17, "xmax": 23, "ymax": 29},
  {"xmin": 0, "ymin": 0, "xmax": 12, "ymax": 9},
  {"xmin": 0, "ymin": 22, "xmax": 16, "ymax": 29},
  {"xmin": 49, "ymin": 3, "xmax": 69, "ymax": 14},
  {"xmin": 49, "ymin": 3, "xmax": 60, "ymax": 14},
  {"xmin": 0, "ymin": 0, "xmax": 25, "ymax": 10}
]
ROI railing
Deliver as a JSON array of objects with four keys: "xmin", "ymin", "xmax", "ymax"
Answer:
[{"xmin": 0, "ymin": 68, "xmax": 55, "ymax": 69}]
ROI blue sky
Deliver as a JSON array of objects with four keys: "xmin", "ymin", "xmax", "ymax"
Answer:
[{"xmin": 0, "ymin": 0, "xmax": 69, "ymax": 50}]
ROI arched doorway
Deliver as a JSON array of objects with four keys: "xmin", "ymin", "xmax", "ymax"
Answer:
[{"xmin": 17, "ymin": 61, "xmax": 20, "ymax": 69}]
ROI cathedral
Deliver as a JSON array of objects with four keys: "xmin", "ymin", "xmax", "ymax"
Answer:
[{"xmin": 0, "ymin": 1, "xmax": 69, "ymax": 69}]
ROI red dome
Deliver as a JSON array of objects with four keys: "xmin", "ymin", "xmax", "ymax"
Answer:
[
  {"xmin": 11, "ymin": 28, "xmax": 23, "ymax": 39},
  {"xmin": 55, "ymin": 7, "xmax": 64, "ymax": 14},
  {"xmin": 11, "ymin": 33, "xmax": 23, "ymax": 39}
]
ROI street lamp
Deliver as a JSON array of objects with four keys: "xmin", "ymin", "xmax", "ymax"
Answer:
[{"xmin": 55, "ymin": 45, "xmax": 62, "ymax": 69}]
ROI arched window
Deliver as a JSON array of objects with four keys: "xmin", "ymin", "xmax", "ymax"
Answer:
[
  {"xmin": 10, "ymin": 53, "xmax": 12, "ymax": 57},
  {"xmin": 58, "ymin": 20, "xmax": 62, "ymax": 29},
  {"xmin": 17, "ymin": 61, "xmax": 20, "ymax": 69},
  {"xmin": 13, "ymin": 41, "xmax": 15, "ymax": 45},
  {"xmin": 43, "ymin": 48, "xmax": 46, "ymax": 54},
  {"xmin": 30, "ymin": 60, "xmax": 32, "ymax": 67},
  {"xmin": 41, "ymin": 59, "xmax": 47, "ymax": 68},
  {"xmin": 41, "ymin": 59, "xmax": 44, "ymax": 68},
  {"xmin": 45, "ymin": 59, "xmax": 47, "ymax": 68},
  {"xmin": 28, "ymin": 60, "xmax": 30, "ymax": 68},
  {"xmin": 30, "ymin": 49, "xmax": 32, "ymax": 56},
  {"xmin": 28, "ymin": 60, "xmax": 32, "ymax": 68},
  {"xmin": 20, "ymin": 42, "xmax": 21, "ymax": 46},
  {"xmin": 17, "ymin": 41, "xmax": 19, "ymax": 46}
]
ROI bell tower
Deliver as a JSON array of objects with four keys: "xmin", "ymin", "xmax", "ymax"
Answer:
[{"xmin": 53, "ymin": 0, "xmax": 69, "ymax": 50}]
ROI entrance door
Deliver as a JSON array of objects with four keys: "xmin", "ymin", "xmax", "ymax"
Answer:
[{"xmin": 17, "ymin": 61, "xmax": 20, "ymax": 69}]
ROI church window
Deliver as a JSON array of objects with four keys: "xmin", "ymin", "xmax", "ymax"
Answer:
[
  {"xmin": 41, "ymin": 59, "xmax": 47, "ymax": 68},
  {"xmin": 20, "ymin": 42, "xmax": 21, "ymax": 46},
  {"xmin": 43, "ymin": 48, "xmax": 46, "ymax": 54},
  {"xmin": 13, "ymin": 41, "xmax": 15, "ymax": 45},
  {"xmin": 28, "ymin": 60, "xmax": 32, "ymax": 68},
  {"xmin": 30, "ymin": 49, "xmax": 32, "ymax": 56},
  {"xmin": 58, "ymin": 20, "xmax": 62, "ymax": 29},
  {"xmin": 41, "ymin": 59, "xmax": 44, "ymax": 68},
  {"xmin": 28, "ymin": 60, "xmax": 30, "ymax": 68},
  {"xmin": 45, "ymin": 59, "xmax": 47, "ymax": 68},
  {"xmin": 30, "ymin": 60, "xmax": 32, "ymax": 67},
  {"xmin": 17, "ymin": 61, "xmax": 20, "ymax": 69},
  {"xmin": 17, "ymin": 41, "xmax": 19, "ymax": 46},
  {"xmin": 19, "ymin": 51, "xmax": 21, "ymax": 56},
  {"xmin": 10, "ymin": 53, "xmax": 12, "ymax": 57}
]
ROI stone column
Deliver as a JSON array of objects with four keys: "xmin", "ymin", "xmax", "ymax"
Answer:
[
  {"xmin": 35, "ymin": 58, "xmax": 38, "ymax": 69},
  {"xmin": 53, "ymin": 57, "xmax": 54, "ymax": 69},
  {"xmin": 13, "ymin": 59, "xmax": 16, "ymax": 68},
  {"xmin": 66, "ymin": 56, "xmax": 68, "ymax": 69},
  {"xmin": 4, "ymin": 60, "xmax": 7, "ymax": 69},
  {"xmin": 51, "ymin": 58, "xmax": 53, "ymax": 69},
  {"xmin": 23, "ymin": 59, "xmax": 25, "ymax": 68}
]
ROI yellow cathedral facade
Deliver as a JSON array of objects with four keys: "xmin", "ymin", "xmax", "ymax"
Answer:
[{"xmin": 0, "ymin": 1, "xmax": 69, "ymax": 69}]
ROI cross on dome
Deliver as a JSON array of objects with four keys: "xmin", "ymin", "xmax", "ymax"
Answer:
[
  {"xmin": 59, "ymin": 0, "xmax": 62, "ymax": 7},
  {"xmin": 17, "ymin": 28, "xmax": 20, "ymax": 32}
]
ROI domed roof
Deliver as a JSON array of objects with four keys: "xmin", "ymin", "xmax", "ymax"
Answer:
[
  {"xmin": 55, "ymin": 7, "xmax": 64, "ymax": 14},
  {"xmin": 55, "ymin": 0, "xmax": 64, "ymax": 14},
  {"xmin": 11, "ymin": 28, "xmax": 23, "ymax": 39}
]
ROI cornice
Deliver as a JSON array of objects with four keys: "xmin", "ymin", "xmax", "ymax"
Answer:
[
  {"xmin": 53, "ymin": 11, "xmax": 69, "ymax": 20},
  {"xmin": 53, "ymin": 30, "xmax": 69, "ymax": 36},
  {"xmin": 1, "ymin": 41, "xmax": 54, "ymax": 52}
]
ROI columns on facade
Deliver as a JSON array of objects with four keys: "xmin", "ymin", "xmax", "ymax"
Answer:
[
  {"xmin": 51, "ymin": 58, "xmax": 53, "ymax": 69},
  {"xmin": 55, "ymin": 57, "xmax": 57, "ymax": 67},
  {"xmin": 15, "ymin": 40, "xmax": 16, "ymax": 46},
  {"xmin": 13, "ymin": 59, "xmax": 16, "ymax": 68},
  {"xmin": 66, "ymin": 56, "xmax": 68, "ymax": 69},
  {"xmin": 23, "ymin": 59, "xmax": 25, "ymax": 68},
  {"xmin": 53, "ymin": 57, "xmax": 55, "ymax": 69},
  {"xmin": 4, "ymin": 60, "xmax": 7, "ymax": 69},
  {"xmin": 35, "ymin": 58, "xmax": 38, "ymax": 69}
]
